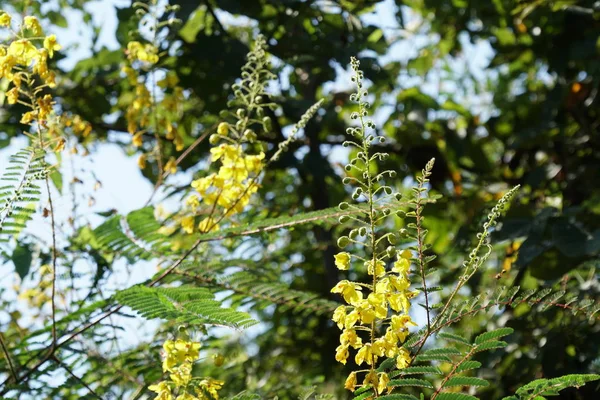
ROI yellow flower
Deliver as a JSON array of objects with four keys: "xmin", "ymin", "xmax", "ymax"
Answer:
[
  {"xmin": 387, "ymin": 292, "xmax": 409, "ymax": 313},
  {"xmin": 43, "ymin": 34, "xmax": 61, "ymax": 58},
  {"xmin": 54, "ymin": 138, "xmax": 66, "ymax": 152},
  {"xmin": 334, "ymin": 252, "xmax": 351, "ymax": 270},
  {"xmin": 165, "ymin": 157, "xmax": 177, "ymax": 174},
  {"xmin": 331, "ymin": 280, "xmax": 363, "ymax": 305},
  {"xmin": 400, "ymin": 249, "xmax": 412, "ymax": 259},
  {"xmin": 127, "ymin": 41, "xmax": 159, "ymax": 64},
  {"xmin": 24, "ymin": 16, "xmax": 42, "ymax": 35},
  {"xmin": 363, "ymin": 370, "xmax": 378, "ymax": 387},
  {"xmin": 186, "ymin": 195, "xmax": 200, "ymax": 208},
  {"xmin": 366, "ymin": 259, "xmax": 386, "ymax": 277},
  {"xmin": 137, "ymin": 154, "xmax": 147, "ymax": 169},
  {"xmin": 132, "ymin": 132, "xmax": 143, "ymax": 147},
  {"xmin": 377, "ymin": 372, "xmax": 390, "ymax": 394},
  {"xmin": 345, "ymin": 372, "xmax": 357, "ymax": 391},
  {"xmin": 169, "ymin": 362, "xmax": 192, "ymax": 387},
  {"xmin": 0, "ymin": 12, "xmax": 11, "ymax": 27},
  {"xmin": 244, "ymin": 152, "xmax": 265, "ymax": 173},
  {"xmin": 355, "ymin": 299, "xmax": 376, "ymax": 324},
  {"xmin": 335, "ymin": 344, "xmax": 349, "ymax": 364},
  {"xmin": 162, "ymin": 339, "xmax": 201, "ymax": 373},
  {"xmin": 196, "ymin": 378, "xmax": 223, "ymax": 399},
  {"xmin": 121, "ymin": 65, "xmax": 137, "ymax": 84},
  {"xmin": 20, "ymin": 111, "xmax": 35, "ymax": 124},
  {"xmin": 390, "ymin": 314, "xmax": 417, "ymax": 331},
  {"xmin": 210, "ymin": 144, "xmax": 241, "ymax": 162},
  {"xmin": 198, "ymin": 217, "xmax": 219, "ymax": 233},
  {"xmin": 332, "ymin": 305, "xmax": 346, "ymax": 329},
  {"xmin": 6, "ymin": 87, "xmax": 18, "ymax": 104},
  {"xmin": 37, "ymin": 94, "xmax": 53, "ymax": 120},
  {"xmin": 181, "ymin": 216, "xmax": 195, "ymax": 234},
  {"xmin": 148, "ymin": 381, "xmax": 173, "ymax": 400},
  {"xmin": 355, "ymin": 343, "xmax": 374, "ymax": 366},
  {"xmin": 344, "ymin": 309, "xmax": 360, "ymax": 329},
  {"xmin": 392, "ymin": 257, "xmax": 410, "ymax": 275},
  {"xmin": 367, "ymin": 292, "xmax": 388, "ymax": 319},
  {"xmin": 8, "ymin": 40, "xmax": 38, "ymax": 66},
  {"xmin": 396, "ymin": 347, "xmax": 411, "ymax": 369},
  {"xmin": 340, "ymin": 328, "xmax": 362, "ymax": 349}
]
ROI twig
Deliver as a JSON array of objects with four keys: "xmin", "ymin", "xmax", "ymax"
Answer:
[
  {"xmin": 52, "ymin": 356, "xmax": 103, "ymax": 400},
  {"xmin": 0, "ymin": 332, "xmax": 17, "ymax": 382}
]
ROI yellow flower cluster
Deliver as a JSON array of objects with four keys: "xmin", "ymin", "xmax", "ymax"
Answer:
[
  {"xmin": 1, "ymin": 13, "xmax": 61, "ymax": 130},
  {"xmin": 127, "ymin": 40, "xmax": 159, "ymax": 64},
  {"xmin": 149, "ymin": 339, "xmax": 224, "ymax": 400},
  {"xmin": 332, "ymin": 249, "xmax": 417, "ymax": 394},
  {"xmin": 183, "ymin": 125, "xmax": 264, "ymax": 234},
  {"xmin": 122, "ymin": 51, "xmax": 185, "ymax": 168},
  {"xmin": 16, "ymin": 264, "xmax": 53, "ymax": 312}
]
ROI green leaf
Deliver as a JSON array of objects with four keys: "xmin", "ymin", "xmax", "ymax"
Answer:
[
  {"xmin": 377, "ymin": 395, "xmax": 419, "ymax": 400},
  {"xmin": 392, "ymin": 366, "xmax": 442, "ymax": 376},
  {"xmin": 473, "ymin": 340, "xmax": 508, "ymax": 353},
  {"xmin": 455, "ymin": 361, "xmax": 482, "ymax": 373},
  {"xmin": 515, "ymin": 374, "xmax": 600, "ymax": 397},
  {"xmin": 474, "ymin": 327, "xmax": 513, "ymax": 345},
  {"xmin": 115, "ymin": 285, "xmax": 257, "ymax": 329},
  {"xmin": 367, "ymin": 28, "xmax": 384, "ymax": 43},
  {"xmin": 388, "ymin": 378, "xmax": 434, "ymax": 389},
  {"xmin": 438, "ymin": 332, "xmax": 471, "ymax": 345},
  {"xmin": 443, "ymin": 377, "xmax": 489, "ymax": 388},
  {"xmin": 435, "ymin": 394, "xmax": 479, "ymax": 400},
  {"xmin": 12, "ymin": 243, "xmax": 32, "ymax": 279},
  {"xmin": 50, "ymin": 169, "xmax": 63, "ymax": 194}
]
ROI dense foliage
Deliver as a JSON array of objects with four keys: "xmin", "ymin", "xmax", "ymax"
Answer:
[{"xmin": 0, "ymin": 1, "xmax": 599, "ymax": 399}]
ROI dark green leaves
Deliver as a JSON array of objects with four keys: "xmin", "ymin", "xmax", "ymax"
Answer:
[{"xmin": 12, "ymin": 242, "xmax": 32, "ymax": 279}]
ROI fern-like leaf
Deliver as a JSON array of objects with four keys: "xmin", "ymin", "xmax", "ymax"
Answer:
[{"xmin": 114, "ymin": 285, "xmax": 256, "ymax": 329}]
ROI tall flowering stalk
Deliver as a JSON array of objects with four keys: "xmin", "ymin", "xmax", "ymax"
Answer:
[
  {"xmin": 331, "ymin": 57, "xmax": 419, "ymax": 395},
  {"xmin": 0, "ymin": 11, "xmax": 62, "ymax": 148},
  {"xmin": 149, "ymin": 336, "xmax": 224, "ymax": 400}
]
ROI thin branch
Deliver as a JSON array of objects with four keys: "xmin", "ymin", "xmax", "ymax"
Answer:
[
  {"xmin": 0, "ymin": 332, "xmax": 17, "ymax": 383},
  {"xmin": 52, "ymin": 356, "xmax": 103, "ymax": 400}
]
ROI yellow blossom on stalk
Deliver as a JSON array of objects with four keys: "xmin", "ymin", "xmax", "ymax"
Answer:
[
  {"xmin": 23, "ymin": 16, "xmax": 42, "ymax": 35},
  {"xmin": 198, "ymin": 217, "xmax": 219, "ymax": 233},
  {"xmin": 138, "ymin": 154, "xmax": 147, "ymax": 169},
  {"xmin": 162, "ymin": 339, "xmax": 201, "ymax": 372},
  {"xmin": 196, "ymin": 378, "xmax": 224, "ymax": 399},
  {"xmin": 345, "ymin": 372, "xmax": 357, "ymax": 391},
  {"xmin": 181, "ymin": 216, "xmax": 195, "ymax": 234},
  {"xmin": 170, "ymin": 362, "xmax": 192, "ymax": 386},
  {"xmin": 43, "ymin": 34, "xmax": 61, "ymax": 57},
  {"xmin": 6, "ymin": 87, "xmax": 18, "ymax": 104},
  {"xmin": 331, "ymin": 280, "xmax": 363, "ymax": 305},
  {"xmin": 331, "ymin": 57, "xmax": 417, "ymax": 395},
  {"xmin": 54, "ymin": 138, "xmax": 66, "ymax": 152},
  {"xmin": 0, "ymin": 11, "xmax": 11, "ymax": 27},
  {"xmin": 165, "ymin": 157, "xmax": 177, "ymax": 174},
  {"xmin": 377, "ymin": 372, "xmax": 390, "ymax": 395},
  {"xmin": 148, "ymin": 381, "xmax": 173, "ymax": 400},
  {"xmin": 20, "ymin": 111, "xmax": 35, "ymax": 124},
  {"xmin": 334, "ymin": 252, "xmax": 351, "ymax": 270},
  {"xmin": 8, "ymin": 40, "xmax": 38, "ymax": 65}
]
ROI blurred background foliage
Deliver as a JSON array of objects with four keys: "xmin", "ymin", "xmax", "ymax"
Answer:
[{"xmin": 0, "ymin": 0, "xmax": 599, "ymax": 399}]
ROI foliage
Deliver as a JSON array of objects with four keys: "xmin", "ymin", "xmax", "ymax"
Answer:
[{"xmin": 0, "ymin": 1, "xmax": 598, "ymax": 400}]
